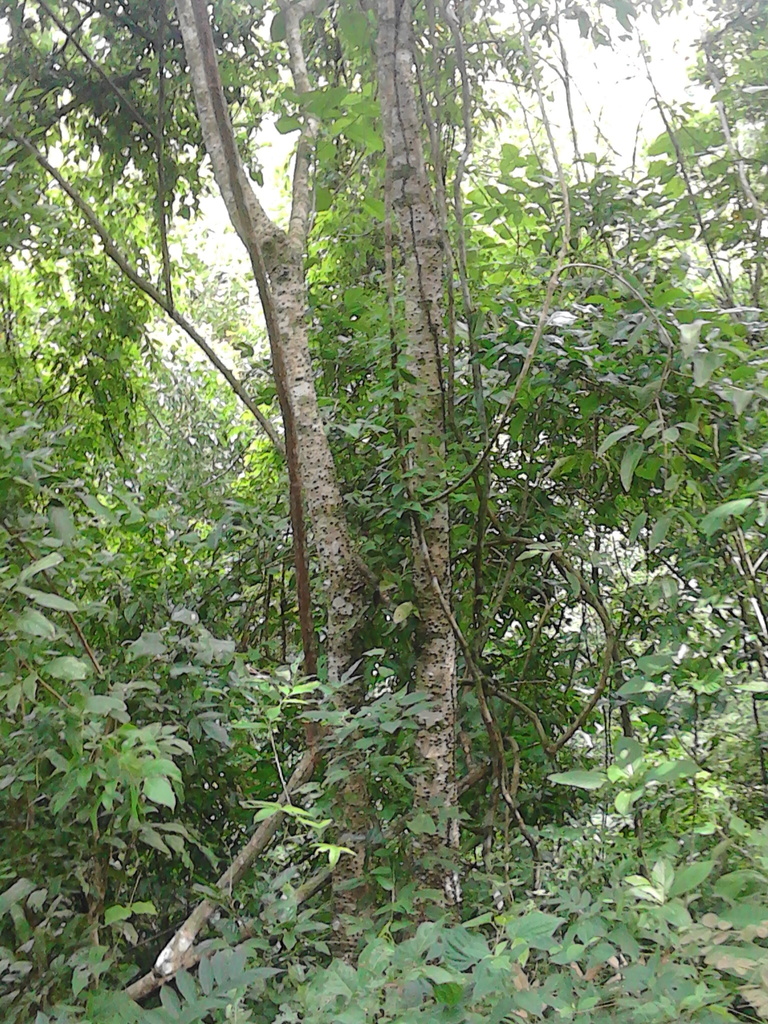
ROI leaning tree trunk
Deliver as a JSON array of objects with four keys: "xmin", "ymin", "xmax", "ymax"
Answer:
[
  {"xmin": 377, "ymin": 0, "xmax": 459, "ymax": 901},
  {"xmin": 176, "ymin": 0, "xmax": 372, "ymax": 959}
]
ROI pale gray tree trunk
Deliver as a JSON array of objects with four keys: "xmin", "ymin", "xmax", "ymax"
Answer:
[
  {"xmin": 377, "ymin": 0, "xmax": 459, "ymax": 899},
  {"xmin": 176, "ymin": 0, "xmax": 371, "ymax": 960}
]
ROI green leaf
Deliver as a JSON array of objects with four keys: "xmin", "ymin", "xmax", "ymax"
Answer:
[
  {"xmin": 127, "ymin": 632, "xmax": 167, "ymax": 659},
  {"xmin": 408, "ymin": 811, "xmax": 437, "ymax": 835},
  {"xmin": 668, "ymin": 860, "xmax": 713, "ymax": 898},
  {"xmin": 270, "ymin": 10, "xmax": 286, "ymax": 40},
  {"xmin": 548, "ymin": 770, "xmax": 606, "ymax": 790},
  {"xmin": 50, "ymin": 504, "xmax": 76, "ymax": 543},
  {"xmin": 275, "ymin": 114, "xmax": 301, "ymax": 134},
  {"xmin": 628, "ymin": 511, "xmax": 647, "ymax": 544},
  {"xmin": 85, "ymin": 695, "xmax": 126, "ymax": 715},
  {"xmin": 649, "ymin": 513, "xmax": 673, "ymax": 552},
  {"xmin": 15, "ymin": 608, "xmax": 56, "ymax": 639},
  {"xmin": 144, "ymin": 777, "xmax": 176, "ymax": 809},
  {"xmin": 433, "ymin": 981, "xmax": 464, "ymax": 1005},
  {"xmin": 645, "ymin": 758, "xmax": 698, "ymax": 783},
  {"xmin": 620, "ymin": 442, "xmax": 644, "ymax": 491},
  {"xmin": 700, "ymin": 499, "xmax": 753, "ymax": 537},
  {"xmin": 104, "ymin": 905, "xmax": 132, "ymax": 925},
  {"xmin": 507, "ymin": 911, "xmax": 565, "ymax": 948},
  {"xmin": 0, "ymin": 878, "xmax": 36, "ymax": 916},
  {"xmin": 597, "ymin": 423, "xmax": 637, "ymax": 456},
  {"xmin": 46, "ymin": 656, "xmax": 90, "ymax": 681},
  {"xmin": 131, "ymin": 901, "xmax": 157, "ymax": 915},
  {"xmin": 692, "ymin": 350, "xmax": 723, "ymax": 387},
  {"xmin": 615, "ymin": 789, "xmax": 643, "ymax": 815},
  {"xmin": 19, "ymin": 552, "xmax": 63, "ymax": 582},
  {"xmin": 21, "ymin": 588, "xmax": 77, "ymax": 612},
  {"xmin": 393, "ymin": 601, "xmax": 414, "ymax": 625},
  {"xmin": 679, "ymin": 319, "xmax": 704, "ymax": 357}
]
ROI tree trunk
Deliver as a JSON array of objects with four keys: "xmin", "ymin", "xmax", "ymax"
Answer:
[
  {"xmin": 177, "ymin": 0, "xmax": 372, "ymax": 956},
  {"xmin": 377, "ymin": 0, "xmax": 459, "ymax": 900}
]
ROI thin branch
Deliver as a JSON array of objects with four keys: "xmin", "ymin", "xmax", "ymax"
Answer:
[
  {"xmin": 3, "ymin": 126, "xmax": 284, "ymax": 454},
  {"xmin": 425, "ymin": 0, "xmax": 572, "ymax": 506},
  {"xmin": 127, "ymin": 859, "xmax": 331, "ymax": 1001},
  {"xmin": 639, "ymin": 42, "xmax": 735, "ymax": 305},
  {"xmin": 34, "ymin": 0, "xmax": 158, "ymax": 140},
  {"xmin": 155, "ymin": 0, "xmax": 174, "ymax": 308},
  {"xmin": 125, "ymin": 748, "xmax": 317, "ymax": 998}
]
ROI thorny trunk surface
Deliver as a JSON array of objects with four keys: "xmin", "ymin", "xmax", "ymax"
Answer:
[
  {"xmin": 377, "ymin": 0, "xmax": 459, "ymax": 900},
  {"xmin": 176, "ymin": 0, "xmax": 371, "ymax": 960}
]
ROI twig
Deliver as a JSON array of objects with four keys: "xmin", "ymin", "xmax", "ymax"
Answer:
[
  {"xmin": 125, "ymin": 748, "xmax": 316, "ymax": 999},
  {"xmin": 35, "ymin": 0, "xmax": 157, "ymax": 140},
  {"xmin": 126, "ymin": 861, "xmax": 331, "ymax": 1001},
  {"xmin": 1, "ymin": 127, "xmax": 284, "ymax": 455},
  {"xmin": 425, "ymin": 0, "xmax": 572, "ymax": 505}
]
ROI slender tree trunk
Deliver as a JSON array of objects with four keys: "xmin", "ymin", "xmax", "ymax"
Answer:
[
  {"xmin": 377, "ymin": 0, "xmax": 459, "ymax": 900},
  {"xmin": 177, "ymin": 0, "xmax": 372, "ymax": 956}
]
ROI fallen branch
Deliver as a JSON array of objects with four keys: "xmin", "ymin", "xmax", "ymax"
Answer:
[
  {"xmin": 125, "ymin": 748, "xmax": 316, "ymax": 1000},
  {"xmin": 126, "ymin": 864, "xmax": 332, "ymax": 1001}
]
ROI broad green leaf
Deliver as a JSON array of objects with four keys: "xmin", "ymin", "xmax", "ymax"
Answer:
[
  {"xmin": 700, "ymin": 498, "xmax": 753, "ymax": 537},
  {"xmin": 19, "ymin": 552, "xmax": 63, "ymax": 582},
  {"xmin": 50, "ymin": 504, "xmax": 76, "ymax": 543},
  {"xmin": 79, "ymin": 493, "xmax": 117, "ymax": 523},
  {"xmin": 85, "ymin": 694, "xmax": 126, "ymax": 715},
  {"xmin": 21, "ymin": 588, "xmax": 77, "ymax": 612},
  {"xmin": 0, "ymin": 878, "xmax": 36, "ymax": 916},
  {"xmin": 649, "ymin": 514, "xmax": 672, "ymax": 551},
  {"xmin": 392, "ymin": 601, "xmax": 414, "ymax": 625},
  {"xmin": 131, "ymin": 901, "xmax": 157, "ymax": 915},
  {"xmin": 104, "ymin": 905, "xmax": 132, "ymax": 925},
  {"xmin": 127, "ymin": 632, "xmax": 167, "ymax": 659},
  {"xmin": 679, "ymin": 319, "xmax": 704, "ymax": 357},
  {"xmin": 46, "ymin": 656, "xmax": 90, "ymax": 681},
  {"xmin": 433, "ymin": 982, "xmax": 464, "ymax": 1005},
  {"xmin": 692, "ymin": 350, "xmax": 723, "ymax": 387},
  {"xmin": 628, "ymin": 511, "xmax": 647, "ymax": 544},
  {"xmin": 269, "ymin": 10, "xmax": 286, "ymax": 40},
  {"xmin": 620, "ymin": 442, "xmax": 644, "ymax": 491},
  {"xmin": 507, "ymin": 911, "xmax": 565, "ymax": 948},
  {"xmin": 408, "ymin": 811, "xmax": 437, "ymax": 835},
  {"xmin": 15, "ymin": 608, "xmax": 56, "ymax": 639},
  {"xmin": 668, "ymin": 860, "xmax": 713, "ymax": 897},
  {"xmin": 645, "ymin": 758, "xmax": 698, "ymax": 783},
  {"xmin": 548, "ymin": 770, "xmax": 606, "ymax": 790},
  {"xmin": 597, "ymin": 423, "xmax": 637, "ymax": 456},
  {"xmin": 144, "ymin": 777, "xmax": 176, "ymax": 809},
  {"xmin": 652, "ymin": 858, "xmax": 675, "ymax": 893},
  {"xmin": 615, "ymin": 789, "xmax": 643, "ymax": 815}
]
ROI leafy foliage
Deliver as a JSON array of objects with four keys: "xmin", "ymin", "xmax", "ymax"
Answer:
[{"xmin": 2, "ymin": 0, "xmax": 768, "ymax": 1020}]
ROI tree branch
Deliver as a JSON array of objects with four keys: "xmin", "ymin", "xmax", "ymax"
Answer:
[
  {"xmin": 125, "ymin": 748, "xmax": 317, "ymax": 999},
  {"xmin": 3, "ymin": 125, "xmax": 285, "ymax": 453}
]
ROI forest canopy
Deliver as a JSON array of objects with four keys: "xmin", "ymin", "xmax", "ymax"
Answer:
[{"xmin": 2, "ymin": 0, "xmax": 768, "ymax": 1021}]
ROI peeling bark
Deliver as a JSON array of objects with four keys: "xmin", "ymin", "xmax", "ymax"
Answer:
[{"xmin": 377, "ymin": 0, "xmax": 459, "ymax": 898}]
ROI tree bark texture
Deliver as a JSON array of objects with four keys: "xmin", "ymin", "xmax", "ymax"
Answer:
[
  {"xmin": 176, "ymin": 0, "xmax": 372, "ymax": 959},
  {"xmin": 176, "ymin": 0, "xmax": 370, "ymax": 678},
  {"xmin": 377, "ymin": 0, "xmax": 459, "ymax": 897}
]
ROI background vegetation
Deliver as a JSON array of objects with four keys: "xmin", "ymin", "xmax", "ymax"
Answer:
[{"xmin": 2, "ymin": 0, "xmax": 768, "ymax": 1020}]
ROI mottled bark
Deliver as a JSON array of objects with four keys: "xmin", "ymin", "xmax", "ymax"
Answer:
[
  {"xmin": 377, "ymin": 0, "xmax": 459, "ymax": 898},
  {"xmin": 176, "ymin": 0, "xmax": 371, "ymax": 959},
  {"xmin": 176, "ymin": 0, "xmax": 369, "ymax": 675}
]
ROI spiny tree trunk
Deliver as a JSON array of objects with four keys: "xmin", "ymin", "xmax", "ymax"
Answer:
[
  {"xmin": 176, "ymin": 0, "xmax": 369, "ymax": 681},
  {"xmin": 377, "ymin": 0, "xmax": 459, "ymax": 899},
  {"xmin": 176, "ymin": 0, "xmax": 371, "ymax": 957}
]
